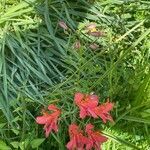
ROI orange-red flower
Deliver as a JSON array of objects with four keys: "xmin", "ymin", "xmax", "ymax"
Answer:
[
  {"xmin": 75, "ymin": 93, "xmax": 114, "ymax": 122},
  {"xmin": 85, "ymin": 124, "xmax": 107, "ymax": 150},
  {"xmin": 95, "ymin": 100, "xmax": 114, "ymax": 123},
  {"xmin": 66, "ymin": 124, "xmax": 88, "ymax": 150},
  {"xmin": 36, "ymin": 104, "xmax": 61, "ymax": 137},
  {"xmin": 74, "ymin": 92, "xmax": 99, "ymax": 119}
]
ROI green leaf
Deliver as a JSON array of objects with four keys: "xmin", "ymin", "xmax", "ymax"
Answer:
[
  {"xmin": 0, "ymin": 140, "xmax": 11, "ymax": 150},
  {"xmin": 19, "ymin": 139, "xmax": 29, "ymax": 150},
  {"xmin": 31, "ymin": 138, "xmax": 45, "ymax": 149},
  {"xmin": 11, "ymin": 129, "xmax": 20, "ymax": 135},
  {"xmin": 0, "ymin": 123, "xmax": 6, "ymax": 128},
  {"xmin": 10, "ymin": 141, "xmax": 20, "ymax": 149},
  {"xmin": 122, "ymin": 116, "xmax": 150, "ymax": 124}
]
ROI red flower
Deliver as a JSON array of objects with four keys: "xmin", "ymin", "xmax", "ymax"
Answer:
[
  {"xmin": 74, "ymin": 92, "xmax": 99, "ymax": 119},
  {"xmin": 85, "ymin": 124, "xmax": 107, "ymax": 150},
  {"xmin": 66, "ymin": 124, "xmax": 88, "ymax": 150},
  {"xmin": 36, "ymin": 104, "xmax": 61, "ymax": 137},
  {"xmin": 95, "ymin": 100, "xmax": 114, "ymax": 123}
]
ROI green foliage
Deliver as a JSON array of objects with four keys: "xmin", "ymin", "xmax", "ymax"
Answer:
[
  {"xmin": 31, "ymin": 138, "xmax": 45, "ymax": 149},
  {"xmin": 0, "ymin": 0, "xmax": 150, "ymax": 149},
  {"xmin": 0, "ymin": 140, "xmax": 11, "ymax": 150}
]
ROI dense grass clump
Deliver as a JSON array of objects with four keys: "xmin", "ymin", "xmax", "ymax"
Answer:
[{"xmin": 0, "ymin": 0, "xmax": 150, "ymax": 149}]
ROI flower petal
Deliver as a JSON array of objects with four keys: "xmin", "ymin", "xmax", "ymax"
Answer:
[
  {"xmin": 58, "ymin": 21, "xmax": 68, "ymax": 30},
  {"xmin": 44, "ymin": 123, "xmax": 53, "ymax": 137},
  {"xmin": 88, "ymin": 31, "xmax": 104, "ymax": 37},
  {"xmin": 79, "ymin": 107, "xmax": 87, "ymax": 119},
  {"xmin": 85, "ymin": 123, "xmax": 94, "ymax": 134},
  {"xmin": 74, "ymin": 92, "xmax": 84, "ymax": 105},
  {"xmin": 94, "ymin": 101, "xmax": 114, "ymax": 123},
  {"xmin": 86, "ymin": 23, "xmax": 97, "ymax": 30},
  {"xmin": 103, "ymin": 101, "xmax": 114, "ymax": 112},
  {"xmin": 66, "ymin": 136, "xmax": 76, "ymax": 150},
  {"xmin": 36, "ymin": 116, "xmax": 49, "ymax": 124},
  {"xmin": 48, "ymin": 104, "xmax": 59, "ymax": 112},
  {"xmin": 88, "ymin": 108, "xmax": 98, "ymax": 118}
]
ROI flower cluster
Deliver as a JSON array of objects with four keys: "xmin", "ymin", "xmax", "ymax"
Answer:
[
  {"xmin": 36, "ymin": 92, "xmax": 114, "ymax": 149},
  {"xmin": 75, "ymin": 92, "xmax": 114, "ymax": 123},
  {"xmin": 66, "ymin": 123, "xmax": 107, "ymax": 150}
]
